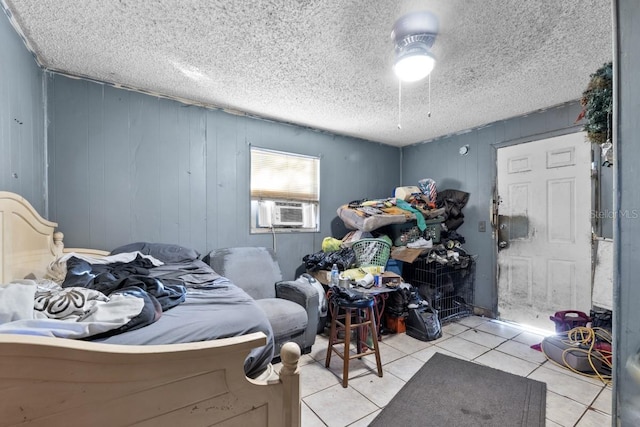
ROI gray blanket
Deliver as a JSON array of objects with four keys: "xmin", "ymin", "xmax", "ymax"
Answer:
[
  {"xmin": 0, "ymin": 256, "xmax": 275, "ymax": 378},
  {"xmin": 95, "ymin": 274, "xmax": 275, "ymax": 378}
]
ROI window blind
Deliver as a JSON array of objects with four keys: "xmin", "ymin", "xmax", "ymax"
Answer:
[{"xmin": 250, "ymin": 147, "xmax": 320, "ymax": 202}]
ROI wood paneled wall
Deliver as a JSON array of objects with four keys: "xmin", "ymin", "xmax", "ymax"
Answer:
[
  {"xmin": 0, "ymin": 12, "xmax": 46, "ymax": 212},
  {"xmin": 46, "ymin": 75, "xmax": 400, "ymax": 279}
]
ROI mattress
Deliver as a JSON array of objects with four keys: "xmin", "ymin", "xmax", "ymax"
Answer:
[{"xmin": 95, "ymin": 276, "xmax": 275, "ymax": 378}]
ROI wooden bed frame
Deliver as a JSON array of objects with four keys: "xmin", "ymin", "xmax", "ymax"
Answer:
[{"xmin": 0, "ymin": 191, "xmax": 301, "ymax": 427}]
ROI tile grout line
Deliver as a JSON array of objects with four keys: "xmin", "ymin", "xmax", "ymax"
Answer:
[{"xmin": 303, "ymin": 316, "xmax": 610, "ymax": 427}]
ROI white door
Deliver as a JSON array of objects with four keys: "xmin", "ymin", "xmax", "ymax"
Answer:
[{"xmin": 496, "ymin": 132, "xmax": 592, "ymax": 332}]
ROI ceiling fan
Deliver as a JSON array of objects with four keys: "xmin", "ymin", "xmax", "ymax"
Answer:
[
  {"xmin": 391, "ymin": 11, "xmax": 439, "ymax": 82},
  {"xmin": 390, "ymin": 10, "xmax": 439, "ymax": 128}
]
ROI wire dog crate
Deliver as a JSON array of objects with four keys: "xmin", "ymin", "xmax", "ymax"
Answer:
[{"xmin": 403, "ymin": 255, "xmax": 476, "ymax": 324}]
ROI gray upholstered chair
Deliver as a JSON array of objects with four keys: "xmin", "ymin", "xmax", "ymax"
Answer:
[{"xmin": 203, "ymin": 247, "xmax": 319, "ymax": 359}]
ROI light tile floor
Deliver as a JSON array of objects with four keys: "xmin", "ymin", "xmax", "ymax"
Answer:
[{"xmin": 276, "ymin": 315, "xmax": 612, "ymax": 427}]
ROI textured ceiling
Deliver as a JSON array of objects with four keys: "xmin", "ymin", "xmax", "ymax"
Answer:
[{"xmin": 3, "ymin": 0, "xmax": 613, "ymax": 147}]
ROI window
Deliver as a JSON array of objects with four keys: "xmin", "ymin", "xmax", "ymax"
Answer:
[{"xmin": 250, "ymin": 147, "xmax": 319, "ymax": 232}]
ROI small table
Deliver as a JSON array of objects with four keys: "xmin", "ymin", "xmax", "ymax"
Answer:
[
  {"xmin": 349, "ymin": 285, "xmax": 397, "ymax": 341},
  {"xmin": 313, "ymin": 270, "xmax": 399, "ymax": 340}
]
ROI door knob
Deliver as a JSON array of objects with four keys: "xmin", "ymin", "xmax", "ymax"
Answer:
[{"xmin": 499, "ymin": 241, "xmax": 508, "ymax": 249}]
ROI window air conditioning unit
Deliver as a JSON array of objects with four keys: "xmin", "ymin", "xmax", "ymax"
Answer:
[{"xmin": 273, "ymin": 201, "xmax": 304, "ymax": 227}]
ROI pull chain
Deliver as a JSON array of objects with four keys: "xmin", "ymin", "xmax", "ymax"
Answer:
[
  {"xmin": 397, "ymin": 79, "xmax": 402, "ymax": 129},
  {"xmin": 398, "ymin": 74, "xmax": 433, "ymax": 129},
  {"xmin": 427, "ymin": 74, "xmax": 432, "ymax": 118}
]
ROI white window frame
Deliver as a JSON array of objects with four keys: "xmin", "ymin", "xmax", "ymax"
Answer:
[{"xmin": 250, "ymin": 147, "xmax": 320, "ymax": 233}]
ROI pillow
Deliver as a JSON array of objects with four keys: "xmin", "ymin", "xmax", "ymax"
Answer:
[{"xmin": 110, "ymin": 242, "xmax": 200, "ymax": 263}]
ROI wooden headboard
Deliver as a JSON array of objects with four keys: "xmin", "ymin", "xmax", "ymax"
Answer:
[
  {"xmin": 0, "ymin": 191, "xmax": 63, "ymax": 283},
  {"xmin": 0, "ymin": 191, "xmax": 110, "ymax": 283}
]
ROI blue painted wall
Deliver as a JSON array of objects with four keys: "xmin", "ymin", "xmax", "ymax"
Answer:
[
  {"xmin": 0, "ymin": 11, "xmax": 46, "ymax": 213},
  {"xmin": 46, "ymin": 75, "xmax": 401, "ymax": 279}
]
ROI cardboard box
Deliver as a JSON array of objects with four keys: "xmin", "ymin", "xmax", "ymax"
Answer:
[
  {"xmin": 390, "ymin": 246, "xmax": 425, "ymax": 263},
  {"xmin": 381, "ymin": 271, "xmax": 403, "ymax": 286},
  {"xmin": 308, "ymin": 270, "xmax": 330, "ymax": 285}
]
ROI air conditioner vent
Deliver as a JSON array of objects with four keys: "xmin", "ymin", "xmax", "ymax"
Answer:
[{"xmin": 273, "ymin": 202, "xmax": 304, "ymax": 227}]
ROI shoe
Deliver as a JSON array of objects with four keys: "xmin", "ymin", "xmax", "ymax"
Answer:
[{"xmin": 407, "ymin": 237, "xmax": 433, "ymax": 249}]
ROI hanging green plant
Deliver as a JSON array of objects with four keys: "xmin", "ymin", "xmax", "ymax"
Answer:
[{"xmin": 577, "ymin": 62, "xmax": 613, "ymax": 145}]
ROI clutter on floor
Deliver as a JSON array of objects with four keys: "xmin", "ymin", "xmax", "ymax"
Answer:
[
  {"xmin": 535, "ymin": 309, "xmax": 613, "ymax": 385},
  {"xmin": 301, "ymin": 178, "xmax": 476, "ymax": 342}
]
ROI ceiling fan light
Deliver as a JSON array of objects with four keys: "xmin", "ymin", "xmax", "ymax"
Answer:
[{"xmin": 394, "ymin": 52, "xmax": 435, "ymax": 82}]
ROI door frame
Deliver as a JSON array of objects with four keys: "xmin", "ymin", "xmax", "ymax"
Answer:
[{"xmin": 490, "ymin": 125, "xmax": 587, "ymax": 318}]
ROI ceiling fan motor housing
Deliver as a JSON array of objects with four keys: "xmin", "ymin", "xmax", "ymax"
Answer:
[
  {"xmin": 391, "ymin": 11, "xmax": 439, "ymax": 82},
  {"xmin": 391, "ymin": 10, "xmax": 439, "ymax": 47},
  {"xmin": 394, "ymin": 33, "xmax": 436, "ymax": 59}
]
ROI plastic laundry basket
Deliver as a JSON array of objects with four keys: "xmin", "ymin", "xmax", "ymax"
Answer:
[{"xmin": 352, "ymin": 238, "xmax": 391, "ymax": 267}]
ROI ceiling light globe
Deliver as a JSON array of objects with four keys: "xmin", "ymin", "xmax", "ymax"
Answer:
[{"xmin": 394, "ymin": 53, "xmax": 435, "ymax": 82}]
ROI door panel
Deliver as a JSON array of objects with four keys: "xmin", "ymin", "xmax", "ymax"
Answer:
[
  {"xmin": 505, "ymin": 256, "xmax": 533, "ymax": 303},
  {"xmin": 496, "ymin": 132, "xmax": 591, "ymax": 331},
  {"xmin": 547, "ymin": 178, "xmax": 575, "ymax": 243},
  {"xmin": 547, "ymin": 259, "xmax": 576, "ymax": 307}
]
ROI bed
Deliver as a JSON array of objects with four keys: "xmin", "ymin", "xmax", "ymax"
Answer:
[{"xmin": 0, "ymin": 191, "xmax": 301, "ymax": 427}]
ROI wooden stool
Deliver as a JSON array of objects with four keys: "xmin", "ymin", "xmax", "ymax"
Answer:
[{"xmin": 325, "ymin": 295, "xmax": 383, "ymax": 387}]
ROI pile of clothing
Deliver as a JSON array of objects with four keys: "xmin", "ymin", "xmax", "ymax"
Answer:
[
  {"xmin": 303, "ymin": 247, "xmax": 356, "ymax": 272},
  {"xmin": 436, "ymin": 189, "xmax": 470, "ymax": 232}
]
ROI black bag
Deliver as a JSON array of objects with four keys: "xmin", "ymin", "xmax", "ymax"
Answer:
[
  {"xmin": 303, "ymin": 248, "xmax": 356, "ymax": 272},
  {"xmin": 386, "ymin": 286, "xmax": 411, "ymax": 317},
  {"xmin": 328, "ymin": 285, "xmax": 371, "ymax": 306},
  {"xmin": 436, "ymin": 189, "xmax": 470, "ymax": 231},
  {"xmin": 406, "ymin": 306, "xmax": 442, "ymax": 341}
]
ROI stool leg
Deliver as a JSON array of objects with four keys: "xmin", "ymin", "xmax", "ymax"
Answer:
[
  {"xmin": 356, "ymin": 308, "xmax": 363, "ymax": 356},
  {"xmin": 342, "ymin": 307, "xmax": 352, "ymax": 388},
  {"xmin": 325, "ymin": 302, "xmax": 337, "ymax": 368},
  {"xmin": 368, "ymin": 306, "xmax": 383, "ymax": 377}
]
